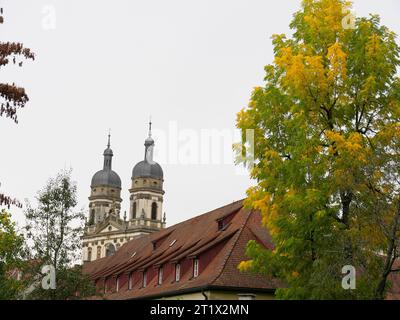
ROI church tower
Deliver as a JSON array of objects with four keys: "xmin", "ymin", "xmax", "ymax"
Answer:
[
  {"xmin": 82, "ymin": 124, "xmax": 166, "ymax": 264},
  {"xmin": 88, "ymin": 133, "xmax": 122, "ymax": 225},
  {"xmin": 83, "ymin": 133, "xmax": 126, "ymax": 263},
  {"xmin": 129, "ymin": 121, "xmax": 166, "ymax": 233}
]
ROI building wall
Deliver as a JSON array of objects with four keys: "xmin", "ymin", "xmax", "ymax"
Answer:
[{"xmin": 82, "ymin": 229, "xmax": 145, "ymax": 262}]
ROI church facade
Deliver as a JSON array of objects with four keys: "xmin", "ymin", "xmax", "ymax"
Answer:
[{"xmin": 82, "ymin": 124, "xmax": 166, "ymax": 262}]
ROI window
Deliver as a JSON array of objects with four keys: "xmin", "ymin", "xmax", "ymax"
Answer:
[
  {"xmin": 175, "ymin": 263, "xmax": 181, "ymax": 282},
  {"xmin": 151, "ymin": 202, "xmax": 158, "ymax": 220},
  {"xmin": 158, "ymin": 267, "xmax": 163, "ymax": 285},
  {"xmin": 143, "ymin": 271, "xmax": 147, "ymax": 288},
  {"xmin": 89, "ymin": 210, "xmax": 95, "ymax": 225},
  {"xmin": 132, "ymin": 202, "xmax": 137, "ymax": 219},
  {"xmin": 128, "ymin": 273, "xmax": 133, "ymax": 290},
  {"xmin": 218, "ymin": 218, "xmax": 230, "ymax": 231},
  {"xmin": 87, "ymin": 247, "xmax": 92, "ymax": 262},
  {"xmin": 97, "ymin": 246, "xmax": 102, "ymax": 259},
  {"xmin": 106, "ymin": 244, "xmax": 116, "ymax": 257},
  {"xmin": 193, "ymin": 258, "xmax": 199, "ymax": 278}
]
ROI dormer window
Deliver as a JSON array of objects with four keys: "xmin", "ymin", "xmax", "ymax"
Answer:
[
  {"xmin": 175, "ymin": 263, "xmax": 181, "ymax": 282},
  {"xmin": 158, "ymin": 267, "xmax": 163, "ymax": 285},
  {"xmin": 217, "ymin": 218, "xmax": 229, "ymax": 231},
  {"xmin": 193, "ymin": 258, "xmax": 199, "ymax": 278},
  {"xmin": 216, "ymin": 211, "xmax": 237, "ymax": 231}
]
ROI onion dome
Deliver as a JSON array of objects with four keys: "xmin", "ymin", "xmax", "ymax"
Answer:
[
  {"xmin": 91, "ymin": 133, "xmax": 122, "ymax": 189},
  {"xmin": 132, "ymin": 121, "xmax": 163, "ymax": 180}
]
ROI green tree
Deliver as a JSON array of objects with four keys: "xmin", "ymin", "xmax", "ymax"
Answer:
[
  {"xmin": 236, "ymin": 0, "xmax": 400, "ymax": 299},
  {"xmin": 24, "ymin": 170, "xmax": 95, "ymax": 299},
  {"xmin": 0, "ymin": 210, "xmax": 25, "ymax": 299}
]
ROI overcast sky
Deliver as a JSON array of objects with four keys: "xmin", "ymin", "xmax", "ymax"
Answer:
[{"xmin": 1, "ymin": 0, "xmax": 399, "ymax": 228}]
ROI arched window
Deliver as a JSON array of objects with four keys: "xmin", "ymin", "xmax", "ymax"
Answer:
[
  {"xmin": 97, "ymin": 246, "xmax": 102, "ymax": 259},
  {"xmin": 87, "ymin": 247, "xmax": 92, "ymax": 262},
  {"xmin": 132, "ymin": 202, "xmax": 137, "ymax": 219},
  {"xmin": 151, "ymin": 202, "xmax": 158, "ymax": 220},
  {"xmin": 106, "ymin": 243, "xmax": 116, "ymax": 257}
]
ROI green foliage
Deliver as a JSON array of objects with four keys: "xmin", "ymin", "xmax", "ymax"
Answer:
[
  {"xmin": 237, "ymin": 0, "xmax": 400, "ymax": 300},
  {"xmin": 0, "ymin": 210, "xmax": 25, "ymax": 299},
  {"xmin": 24, "ymin": 169, "xmax": 95, "ymax": 299},
  {"xmin": 26, "ymin": 266, "xmax": 96, "ymax": 300},
  {"xmin": 25, "ymin": 169, "xmax": 83, "ymax": 269}
]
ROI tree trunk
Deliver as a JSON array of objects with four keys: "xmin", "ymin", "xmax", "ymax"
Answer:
[{"xmin": 375, "ymin": 201, "xmax": 400, "ymax": 300}]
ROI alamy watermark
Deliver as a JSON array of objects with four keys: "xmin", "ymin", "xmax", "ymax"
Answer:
[
  {"xmin": 148, "ymin": 121, "xmax": 255, "ymax": 175},
  {"xmin": 41, "ymin": 5, "xmax": 56, "ymax": 30},
  {"xmin": 342, "ymin": 6, "xmax": 356, "ymax": 30},
  {"xmin": 341, "ymin": 265, "xmax": 356, "ymax": 290},
  {"xmin": 41, "ymin": 264, "xmax": 56, "ymax": 290}
]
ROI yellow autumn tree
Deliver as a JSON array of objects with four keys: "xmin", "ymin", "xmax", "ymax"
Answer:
[{"xmin": 237, "ymin": 0, "xmax": 400, "ymax": 299}]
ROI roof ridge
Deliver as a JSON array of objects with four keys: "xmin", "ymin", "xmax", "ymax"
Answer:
[
  {"xmin": 163, "ymin": 199, "xmax": 245, "ymax": 230},
  {"xmin": 210, "ymin": 207, "xmax": 252, "ymax": 285}
]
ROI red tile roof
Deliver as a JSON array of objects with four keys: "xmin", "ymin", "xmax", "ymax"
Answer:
[{"xmin": 83, "ymin": 200, "xmax": 279, "ymax": 299}]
